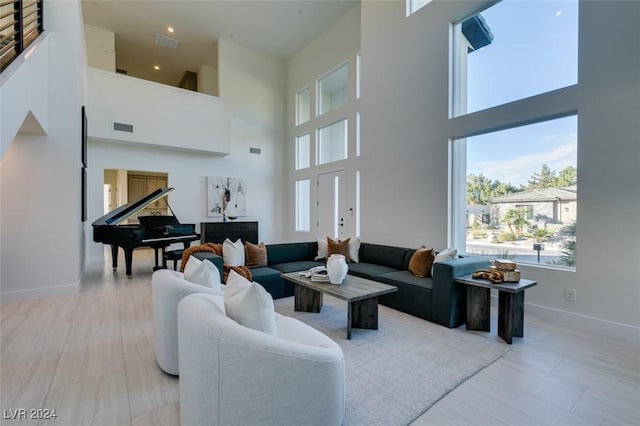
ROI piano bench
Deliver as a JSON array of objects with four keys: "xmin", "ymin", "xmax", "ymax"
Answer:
[{"xmin": 164, "ymin": 249, "xmax": 185, "ymax": 271}]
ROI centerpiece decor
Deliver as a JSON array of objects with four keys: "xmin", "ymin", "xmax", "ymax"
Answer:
[{"xmin": 327, "ymin": 254, "xmax": 348, "ymax": 284}]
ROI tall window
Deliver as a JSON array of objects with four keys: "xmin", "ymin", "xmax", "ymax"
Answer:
[
  {"xmin": 451, "ymin": 0, "xmax": 579, "ymax": 269},
  {"xmin": 295, "ymin": 179, "xmax": 310, "ymax": 231},
  {"xmin": 456, "ymin": 116, "xmax": 577, "ymax": 268}
]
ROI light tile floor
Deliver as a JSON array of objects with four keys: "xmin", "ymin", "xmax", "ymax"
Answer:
[{"xmin": 1, "ymin": 249, "xmax": 638, "ymax": 425}]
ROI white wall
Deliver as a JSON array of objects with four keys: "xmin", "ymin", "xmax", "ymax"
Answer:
[
  {"xmin": 285, "ymin": 3, "xmax": 361, "ymax": 242},
  {"xmin": 0, "ymin": 36, "xmax": 49, "ymax": 159},
  {"xmin": 1, "ymin": 0, "xmax": 86, "ymax": 301},
  {"xmin": 87, "ymin": 68, "xmax": 231, "ymax": 154},
  {"xmin": 84, "ymin": 24, "xmax": 115, "ymax": 72},
  {"xmin": 217, "ymin": 38, "xmax": 287, "ymax": 242},
  {"xmin": 359, "ymin": 0, "xmax": 640, "ymax": 330},
  {"xmin": 198, "ymin": 64, "xmax": 218, "ymax": 97}
]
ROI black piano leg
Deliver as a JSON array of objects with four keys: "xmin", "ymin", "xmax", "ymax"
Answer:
[
  {"xmin": 152, "ymin": 247, "xmax": 165, "ymax": 271},
  {"xmin": 124, "ymin": 248, "xmax": 134, "ymax": 279},
  {"xmin": 111, "ymin": 245, "xmax": 119, "ymax": 271}
]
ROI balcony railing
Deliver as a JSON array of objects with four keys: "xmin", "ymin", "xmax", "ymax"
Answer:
[{"xmin": 0, "ymin": 0, "xmax": 44, "ymax": 72}]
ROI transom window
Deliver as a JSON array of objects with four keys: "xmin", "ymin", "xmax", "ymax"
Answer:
[{"xmin": 318, "ymin": 63, "xmax": 348, "ymax": 116}]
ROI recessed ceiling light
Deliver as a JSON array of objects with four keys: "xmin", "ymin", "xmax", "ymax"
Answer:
[
  {"xmin": 167, "ymin": 26, "xmax": 174, "ymax": 33},
  {"xmin": 154, "ymin": 65, "xmax": 160, "ymax": 70},
  {"xmin": 555, "ymin": 11, "xmax": 563, "ymax": 16}
]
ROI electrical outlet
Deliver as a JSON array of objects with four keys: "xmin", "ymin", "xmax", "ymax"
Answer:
[{"xmin": 565, "ymin": 288, "xmax": 577, "ymax": 302}]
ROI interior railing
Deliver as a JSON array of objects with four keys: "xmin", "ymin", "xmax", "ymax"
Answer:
[{"xmin": 0, "ymin": 0, "xmax": 44, "ymax": 72}]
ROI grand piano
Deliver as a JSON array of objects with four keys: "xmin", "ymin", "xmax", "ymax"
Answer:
[{"xmin": 92, "ymin": 187, "xmax": 200, "ymax": 278}]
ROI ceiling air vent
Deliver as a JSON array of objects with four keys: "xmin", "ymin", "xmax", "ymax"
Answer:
[{"xmin": 154, "ymin": 33, "xmax": 181, "ymax": 50}]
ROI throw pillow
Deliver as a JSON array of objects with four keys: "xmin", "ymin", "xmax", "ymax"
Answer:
[
  {"xmin": 431, "ymin": 248, "xmax": 458, "ymax": 276},
  {"xmin": 224, "ymin": 270, "xmax": 277, "ymax": 336},
  {"xmin": 223, "ymin": 265, "xmax": 252, "ymax": 283},
  {"xmin": 408, "ymin": 246, "xmax": 435, "ymax": 278},
  {"xmin": 223, "ymin": 238, "xmax": 245, "ymax": 266},
  {"xmin": 328, "ymin": 237, "xmax": 351, "ymax": 263},
  {"xmin": 245, "ymin": 242, "xmax": 267, "ymax": 268},
  {"xmin": 315, "ymin": 238, "xmax": 329, "ymax": 261},
  {"xmin": 349, "ymin": 237, "xmax": 361, "ymax": 263},
  {"xmin": 180, "ymin": 243, "xmax": 221, "ymax": 272},
  {"xmin": 184, "ymin": 258, "xmax": 225, "ymax": 292},
  {"xmin": 183, "ymin": 255, "xmax": 202, "ymax": 277}
]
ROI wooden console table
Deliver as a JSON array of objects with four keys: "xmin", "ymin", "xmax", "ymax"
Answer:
[
  {"xmin": 200, "ymin": 221, "xmax": 258, "ymax": 244},
  {"xmin": 455, "ymin": 275, "xmax": 537, "ymax": 344}
]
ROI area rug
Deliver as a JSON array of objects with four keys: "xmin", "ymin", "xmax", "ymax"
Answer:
[{"xmin": 274, "ymin": 295, "xmax": 510, "ymax": 426}]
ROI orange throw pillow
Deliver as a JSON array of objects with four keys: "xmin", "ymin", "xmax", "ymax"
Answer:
[
  {"xmin": 245, "ymin": 242, "xmax": 267, "ymax": 268},
  {"xmin": 408, "ymin": 246, "xmax": 435, "ymax": 278},
  {"xmin": 327, "ymin": 237, "xmax": 351, "ymax": 263}
]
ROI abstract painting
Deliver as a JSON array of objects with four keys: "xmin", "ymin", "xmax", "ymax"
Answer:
[{"xmin": 207, "ymin": 176, "xmax": 247, "ymax": 217}]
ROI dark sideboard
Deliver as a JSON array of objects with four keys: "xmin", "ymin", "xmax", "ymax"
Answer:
[{"xmin": 200, "ymin": 221, "xmax": 259, "ymax": 244}]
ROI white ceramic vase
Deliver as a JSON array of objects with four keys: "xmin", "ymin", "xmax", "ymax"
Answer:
[{"xmin": 327, "ymin": 254, "xmax": 348, "ymax": 284}]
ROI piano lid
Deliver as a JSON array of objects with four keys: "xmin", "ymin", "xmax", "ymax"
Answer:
[{"xmin": 92, "ymin": 187, "xmax": 175, "ymax": 226}]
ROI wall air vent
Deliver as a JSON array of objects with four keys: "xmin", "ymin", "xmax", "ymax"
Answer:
[
  {"xmin": 114, "ymin": 122, "xmax": 134, "ymax": 133},
  {"xmin": 249, "ymin": 147, "xmax": 261, "ymax": 154},
  {"xmin": 154, "ymin": 33, "xmax": 182, "ymax": 50}
]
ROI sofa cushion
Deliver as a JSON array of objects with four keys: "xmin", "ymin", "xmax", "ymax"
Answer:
[
  {"xmin": 224, "ymin": 271, "xmax": 277, "ymax": 336},
  {"xmin": 359, "ymin": 243, "xmax": 408, "ymax": 270},
  {"xmin": 184, "ymin": 257, "xmax": 224, "ymax": 290},
  {"xmin": 328, "ymin": 237, "xmax": 351, "ymax": 262},
  {"xmin": 267, "ymin": 242, "xmax": 313, "ymax": 265},
  {"xmin": 377, "ymin": 270, "xmax": 433, "ymax": 289},
  {"xmin": 376, "ymin": 271, "xmax": 433, "ymax": 320},
  {"xmin": 408, "ymin": 246, "xmax": 435, "ymax": 278},
  {"xmin": 249, "ymin": 266, "xmax": 286, "ymax": 299},
  {"xmin": 315, "ymin": 238, "xmax": 328, "ymax": 260},
  {"xmin": 270, "ymin": 261, "xmax": 325, "ymax": 274},
  {"xmin": 349, "ymin": 237, "xmax": 361, "ymax": 263},
  {"xmin": 245, "ymin": 242, "xmax": 267, "ymax": 267},
  {"xmin": 223, "ymin": 238, "xmax": 245, "ymax": 266},
  {"xmin": 347, "ymin": 262, "xmax": 399, "ymax": 279},
  {"xmin": 432, "ymin": 248, "xmax": 458, "ymax": 276}
]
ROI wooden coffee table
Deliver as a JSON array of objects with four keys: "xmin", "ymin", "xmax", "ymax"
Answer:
[{"xmin": 281, "ymin": 272, "xmax": 397, "ymax": 339}]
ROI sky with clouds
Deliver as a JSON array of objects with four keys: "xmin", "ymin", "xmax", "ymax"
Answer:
[{"xmin": 463, "ymin": 0, "xmax": 578, "ymax": 186}]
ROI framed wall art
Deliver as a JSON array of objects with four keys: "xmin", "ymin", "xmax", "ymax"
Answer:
[{"xmin": 207, "ymin": 176, "xmax": 246, "ymax": 218}]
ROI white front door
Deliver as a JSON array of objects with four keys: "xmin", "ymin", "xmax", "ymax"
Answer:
[{"xmin": 317, "ymin": 170, "xmax": 346, "ymax": 240}]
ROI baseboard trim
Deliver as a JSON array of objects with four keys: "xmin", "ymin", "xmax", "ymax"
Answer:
[
  {"xmin": 0, "ymin": 283, "xmax": 79, "ymax": 303},
  {"xmin": 491, "ymin": 294, "xmax": 640, "ymax": 343}
]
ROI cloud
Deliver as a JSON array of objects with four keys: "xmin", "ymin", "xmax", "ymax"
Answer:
[{"xmin": 471, "ymin": 140, "xmax": 577, "ymax": 186}]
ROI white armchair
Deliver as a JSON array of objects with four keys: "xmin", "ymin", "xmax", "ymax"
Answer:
[
  {"xmin": 177, "ymin": 293, "xmax": 345, "ymax": 426},
  {"xmin": 152, "ymin": 269, "xmax": 223, "ymax": 375}
]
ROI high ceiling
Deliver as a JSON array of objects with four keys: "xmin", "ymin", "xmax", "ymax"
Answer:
[{"xmin": 81, "ymin": 0, "xmax": 357, "ymax": 86}]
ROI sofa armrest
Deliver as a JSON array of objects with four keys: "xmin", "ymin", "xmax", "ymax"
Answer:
[{"xmin": 431, "ymin": 256, "xmax": 490, "ymax": 328}]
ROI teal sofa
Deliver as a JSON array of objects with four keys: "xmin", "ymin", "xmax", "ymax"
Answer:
[{"xmin": 194, "ymin": 241, "xmax": 489, "ymax": 328}]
